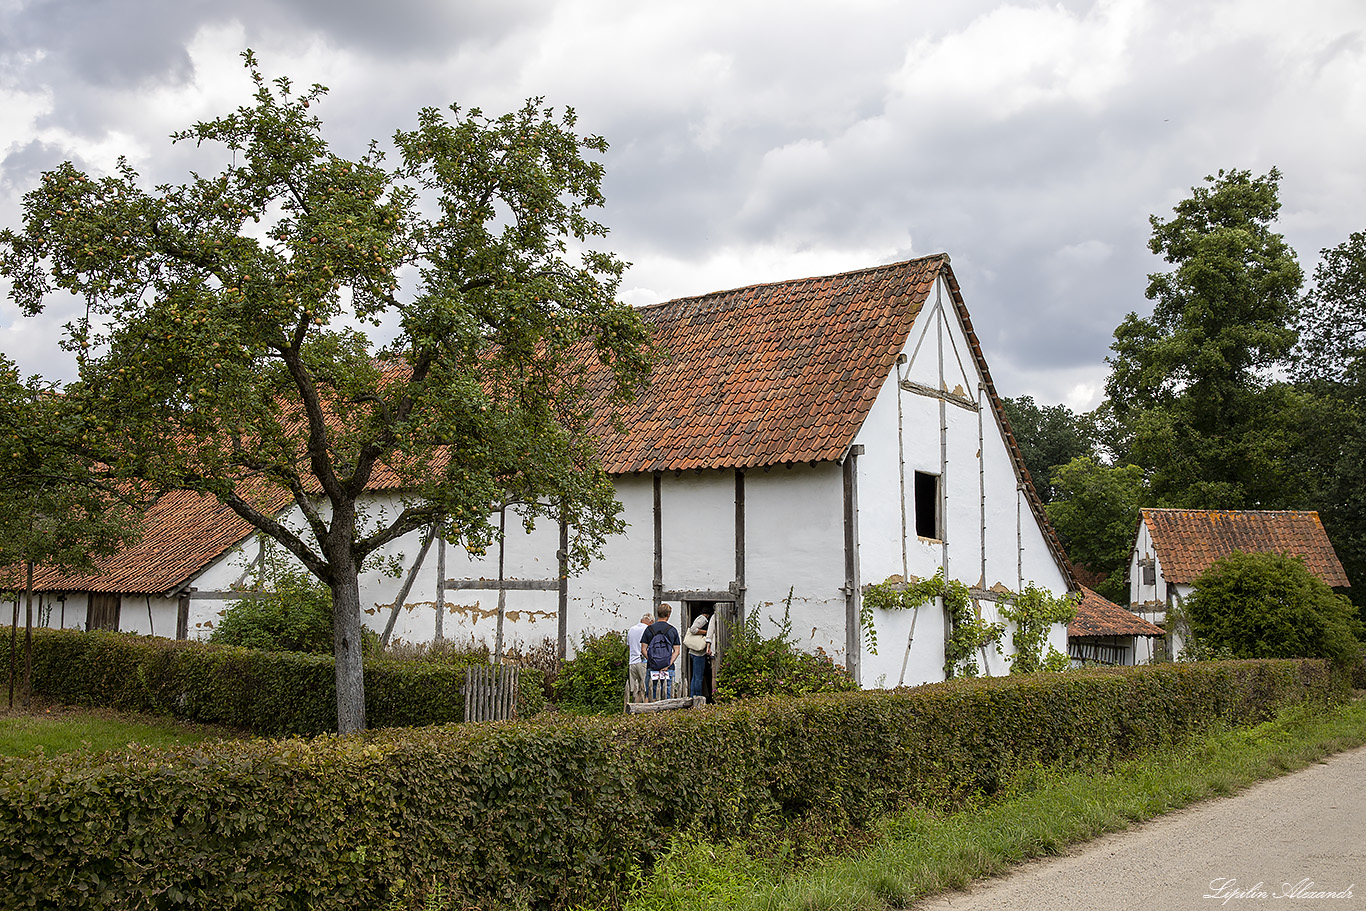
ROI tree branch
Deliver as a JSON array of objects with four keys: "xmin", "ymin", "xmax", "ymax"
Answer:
[
  {"xmin": 353, "ymin": 503, "xmax": 442, "ymax": 564},
  {"xmin": 220, "ymin": 488, "xmax": 330, "ymax": 583}
]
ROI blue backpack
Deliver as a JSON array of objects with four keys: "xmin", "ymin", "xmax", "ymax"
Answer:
[{"xmin": 646, "ymin": 629, "xmax": 674, "ymax": 671}]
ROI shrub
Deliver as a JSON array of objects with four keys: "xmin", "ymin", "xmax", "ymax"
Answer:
[
  {"xmin": 716, "ymin": 600, "xmax": 857, "ymax": 702},
  {"xmin": 208, "ymin": 578, "xmax": 333, "ymax": 654},
  {"xmin": 552, "ymin": 630, "xmax": 628, "ymax": 712},
  {"xmin": 0, "ymin": 659, "xmax": 1339, "ymax": 910},
  {"xmin": 209, "ymin": 551, "xmax": 380, "ymax": 656},
  {"xmin": 1186, "ymin": 552, "xmax": 1364, "ymax": 667},
  {"xmin": 506, "ymin": 636, "xmax": 562, "ymax": 707},
  {"xmin": 0, "ymin": 628, "xmax": 542, "ymax": 734}
]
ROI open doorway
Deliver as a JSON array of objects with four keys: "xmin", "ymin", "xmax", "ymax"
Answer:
[{"xmin": 684, "ymin": 600, "xmax": 735, "ymax": 702}]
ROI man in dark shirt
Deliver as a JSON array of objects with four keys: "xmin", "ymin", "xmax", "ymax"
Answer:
[{"xmin": 640, "ymin": 602, "xmax": 682, "ymax": 698}]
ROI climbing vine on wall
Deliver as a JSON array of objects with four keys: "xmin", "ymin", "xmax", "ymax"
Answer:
[
  {"xmin": 998, "ymin": 584, "xmax": 1078, "ymax": 674},
  {"xmin": 862, "ymin": 573, "xmax": 1077, "ymax": 678},
  {"xmin": 863, "ymin": 571, "xmax": 1003, "ymax": 678}
]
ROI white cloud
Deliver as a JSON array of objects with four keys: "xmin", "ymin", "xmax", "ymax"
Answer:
[
  {"xmin": 889, "ymin": 0, "xmax": 1146, "ymax": 118},
  {"xmin": 4, "ymin": 0, "xmax": 1366, "ymax": 406}
]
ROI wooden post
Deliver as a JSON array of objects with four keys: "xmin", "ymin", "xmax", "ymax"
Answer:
[
  {"xmin": 494, "ymin": 506, "xmax": 507, "ymax": 664},
  {"xmin": 842, "ymin": 447, "xmax": 863, "ymax": 685},
  {"xmin": 7, "ymin": 577, "xmax": 19, "ymax": 708},
  {"xmin": 21, "ymin": 561, "xmax": 34, "ymax": 709},
  {"xmin": 734, "ymin": 468, "xmax": 746, "ymax": 627},
  {"xmin": 557, "ymin": 513, "xmax": 569, "ymax": 662},
  {"xmin": 434, "ymin": 529, "xmax": 445, "ymax": 642},
  {"xmin": 652, "ymin": 472, "xmax": 663, "ymax": 615},
  {"xmin": 176, "ymin": 591, "xmax": 189, "ymax": 640}
]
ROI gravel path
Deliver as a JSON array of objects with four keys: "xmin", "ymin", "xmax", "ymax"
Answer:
[{"xmin": 909, "ymin": 745, "xmax": 1366, "ymax": 910}]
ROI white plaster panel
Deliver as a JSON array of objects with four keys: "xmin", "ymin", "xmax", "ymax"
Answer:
[
  {"xmin": 743, "ymin": 463, "xmax": 846, "ymax": 658},
  {"xmin": 854, "ymin": 366, "xmax": 910, "ymax": 587},
  {"xmin": 859, "ymin": 592, "xmax": 949, "ymax": 689},
  {"xmin": 1, "ymin": 591, "xmax": 88, "ymax": 631},
  {"xmin": 182, "ymin": 534, "xmax": 268, "ymax": 639},
  {"xmin": 568, "ymin": 475, "xmax": 656, "ymax": 639},
  {"xmin": 115, "ymin": 594, "xmax": 179, "ymax": 638},
  {"xmin": 660, "ymin": 470, "xmax": 735, "ymax": 593}
]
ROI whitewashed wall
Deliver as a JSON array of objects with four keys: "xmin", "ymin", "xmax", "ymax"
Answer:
[
  {"xmin": 1128, "ymin": 518, "xmax": 1185, "ymax": 662},
  {"xmin": 743, "ymin": 463, "xmax": 847, "ymax": 656},
  {"xmin": 3, "ymin": 590, "xmax": 180, "ymax": 638},
  {"xmin": 1, "ymin": 591, "xmax": 92, "ymax": 632},
  {"xmin": 855, "ymin": 275, "xmax": 1071, "ymax": 687}
]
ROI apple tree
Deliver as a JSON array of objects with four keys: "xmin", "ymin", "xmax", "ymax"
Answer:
[{"xmin": 0, "ymin": 52, "xmax": 653, "ymax": 733}]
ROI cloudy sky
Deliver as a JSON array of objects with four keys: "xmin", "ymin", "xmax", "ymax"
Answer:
[{"xmin": 2, "ymin": 0, "xmax": 1364, "ymax": 410}]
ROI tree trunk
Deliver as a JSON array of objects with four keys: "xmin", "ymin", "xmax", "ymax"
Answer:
[
  {"xmin": 22, "ymin": 562, "xmax": 34, "ymax": 709},
  {"xmin": 330, "ymin": 563, "xmax": 368, "ymax": 734},
  {"xmin": 7, "ymin": 585, "xmax": 17, "ymax": 709}
]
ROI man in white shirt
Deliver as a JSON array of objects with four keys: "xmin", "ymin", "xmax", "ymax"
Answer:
[{"xmin": 626, "ymin": 614, "xmax": 652, "ymax": 702}]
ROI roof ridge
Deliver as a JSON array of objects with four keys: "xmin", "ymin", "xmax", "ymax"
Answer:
[
  {"xmin": 632, "ymin": 254, "xmax": 947, "ymax": 314},
  {"xmin": 1142, "ymin": 507, "xmax": 1323, "ymax": 516}
]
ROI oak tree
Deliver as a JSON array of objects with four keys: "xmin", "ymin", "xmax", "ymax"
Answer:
[
  {"xmin": 0, "ymin": 52, "xmax": 653, "ymax": 732},
  {"xmin": 1000, "ymin": 395, "xmax": 1095, "ymax": 503},
  {"xmin": 1105, "ymin": 168, "xmax": 1304, "ymax": 508},
  {"xmin": 1043, "ymin": 456, "xmax": 1145, "ymax": 604},
  {"xmin": 1293, "ymin": 230, "xmax": 1366, "ymax": 613}
]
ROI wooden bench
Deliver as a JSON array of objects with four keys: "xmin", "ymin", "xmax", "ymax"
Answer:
[{"xmin": 625, "ymin": 666, "xmax": 707, "ymax": 714}]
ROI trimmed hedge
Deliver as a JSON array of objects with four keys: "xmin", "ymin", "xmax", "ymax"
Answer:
[
  {"xmin": 0, "ymin": 659, "xmax": 1343, "ymax": 910},
  {"xmin": 0, "ymin": 628, "xmax": 542, "ymax": 734}
]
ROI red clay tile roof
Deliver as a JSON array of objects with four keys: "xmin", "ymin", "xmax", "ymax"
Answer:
[
  {"xmin": 9, "ymin": 486, "xmax": 291, "ymax": 596},
  {"xmin": 1142, "ymin": 509, "xmax": 1349, "ymax": 588},
  {"xmin": 9, "ymin": 255, "xmax": 1077, "ymax": 596},
  {"xmin": 590, "ymin": 257, "xmax": 943, "ymax": 472},
  {"xmin": 1068, "ymin": 586, "xmax": 1165, "ymax": 638}
]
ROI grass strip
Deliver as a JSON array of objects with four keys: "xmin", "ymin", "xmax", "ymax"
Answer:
[
  {"xmin": 0, "ymin": 707, "xmax": 234, "ymax": 758},
  {"xmin": 621, "ymin": 698, "xmax": 1366, "ymax": 911}
]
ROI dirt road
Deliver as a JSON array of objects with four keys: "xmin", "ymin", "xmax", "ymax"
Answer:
[{"xmin": 910, "ymin": 745, "xmax": 1366, "ymax": 910}]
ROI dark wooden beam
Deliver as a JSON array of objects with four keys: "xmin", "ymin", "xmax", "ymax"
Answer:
[
  {"xmin": 445, "ymin": 579, "xmax": 560, "ymax": 592},
  {"xmin": 899, "ymin": 378, "xmax": 979, "ymax": 412},
  {"xmin": 735, "ymin": 468, "xmax": 746, "ymax": 626},
  {"xmin": 660, "ymin": 589, "xmax": 734, "ymax": 602},
  {"xmin": 653, "ymin": 471, "xmax": 663, "ymax": 614}
]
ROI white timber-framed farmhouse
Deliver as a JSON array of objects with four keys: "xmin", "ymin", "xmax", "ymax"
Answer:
[
  {"xmin": 3, "ymin": 255, "xmax": 1078, "ymax": 687},
  {"xmin": 1129, "ymin": 508, "xmax": 1351, "ymax": 662}
]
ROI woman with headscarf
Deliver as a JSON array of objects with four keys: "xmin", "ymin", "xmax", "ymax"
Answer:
[{"xmin": 683, "ymin": 613, "xmax": 711, "ymax": 699}]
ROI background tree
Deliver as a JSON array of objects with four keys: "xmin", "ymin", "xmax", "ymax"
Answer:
[
  {"xmin": 1105, "ymin": 168, "xmax": 1304, "ymax": 508},
  {"xmin": 1184, "ymin": 551, "xmax": 1361, "ymax": 666},
  {"xmin": 0, "ymin": 53, "xmax": 654, "ymax": 733},
  {"xmin": 1000, "ymin": 395, "xmax": 1094, "ymax": 503},
  {"xmin": 0, "ymin": 355, "xmax": 136, "ymax": 706},
  {"xmin": 1043, "ymin": 456, "xmax": 1145, "ymax": 603},
  {"xmin": 1292, "ymin": 230, "xmax": 1366, "ymax": 616}
]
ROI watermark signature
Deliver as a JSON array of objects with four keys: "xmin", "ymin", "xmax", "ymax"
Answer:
[{"xmin": 1206, "ymin": 878, "xmax": 1355, "ymax": 904}]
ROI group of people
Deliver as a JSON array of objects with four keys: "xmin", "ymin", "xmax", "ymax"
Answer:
[{"xmin": 626, "ymin": 602, "xmax": 714, "ymax": 701}]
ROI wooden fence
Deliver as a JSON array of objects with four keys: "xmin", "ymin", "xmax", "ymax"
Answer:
[{"xmin": 463, "ymin": 664, "xmax": 519, "ymax": 722}]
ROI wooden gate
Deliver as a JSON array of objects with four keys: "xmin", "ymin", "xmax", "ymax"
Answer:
[{"xmin": 462, "ymin": 664, "xmax": 519, "ymax": 722}]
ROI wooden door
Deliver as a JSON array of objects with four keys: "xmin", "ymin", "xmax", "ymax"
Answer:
[
  {"xmin": 87, "ymin": 593, "xmax": 121, "ymax": 631},
  {"xmin": 705, "ymin": 601, "xmax": 737, "ymax": 698}
]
